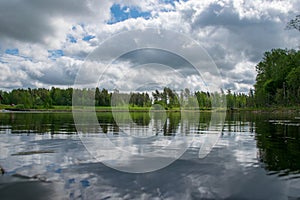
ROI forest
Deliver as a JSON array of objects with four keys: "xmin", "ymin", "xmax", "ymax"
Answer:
[
  {"xmin": 0, "ymin": 48, "xmax": 299, "ymax": 110},
  {"xmin": 255, "ymin": 49, "xmax": 300, "ymax": 106}
]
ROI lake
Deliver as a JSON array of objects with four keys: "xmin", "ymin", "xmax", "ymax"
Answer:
[{"xmin": 0, "ymin": 111, "xmax": 300, "ymax": 199}]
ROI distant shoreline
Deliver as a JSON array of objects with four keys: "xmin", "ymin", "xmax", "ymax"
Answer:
[
  {"xmin": 1, "ymin": 106, "xmax": 299, "ymax": 114},
  {"xmin": 233, "ymin": 107, "xmax": 300, "ymax": 114}
]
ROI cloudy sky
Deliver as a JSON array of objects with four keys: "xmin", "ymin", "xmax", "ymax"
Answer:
[{"xmin": 0, "ymin": 0, "xmax": 299, "ymax": 93}]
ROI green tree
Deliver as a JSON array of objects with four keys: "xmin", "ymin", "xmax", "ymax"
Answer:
[
  {"xmin": 254, "ymin": 49, "xmax": 300, "ymax": 106},
  {"xmin": 286, "ymin": 66, "xmax": 300, "ymax": 103}
]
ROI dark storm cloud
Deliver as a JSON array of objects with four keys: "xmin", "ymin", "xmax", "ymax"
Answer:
[
  {"xmin": 115, "ymin": 48, "xmax": 199, "ymax": 76},
  {"xmin": 35, "ymin": 64, "xmax": 78, "ymax": 86},
  {"xmin": 189, "ymin": 2, "xmax": 292, "ymax": 64},
  {"xmin": 237, "ymin": 78, "xmax": 255, "ymax": 85},
  {"xmin": 230, "ymin": 70, "xmax": 254, "ymax": 81},
  {"xmin": 192, "ymin": 2, "xmax": 277, "ymax": 30},
  {"xmin": 38, "ymin": 69, "xmax": 75, "ymax": 85},
  {"xmin": 177, "ymin": 1, "xmax": 299, "ymax": 92},
  {"xmin": 223, "ymin": 82, "xmax": 236, "ymax": 91},
  {"xmin": 0, "ymin": 0, "xmax": 92, "ymax": 43},
  {"xmin": 192, "ymin": 3, "xmax": 244, "ymax": 28}
]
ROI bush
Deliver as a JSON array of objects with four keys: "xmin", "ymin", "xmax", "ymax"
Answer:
[{"xmin": 15, "ymin": 104, "xmax": 25, "ymax": 109}]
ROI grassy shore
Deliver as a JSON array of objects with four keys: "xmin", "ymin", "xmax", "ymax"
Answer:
[
  {"xmin": 1, "ymin": 104, "xmax": 299, "ymax": 113},
  {"xmin": 0, "ymin": 105, "xmax": 154, "ymax": 112},
  {"xmin": 0, "ymin": 105, "xmax": 211, "ymax": 112},
  {"xmin": 236, "ymin": 106, "xmax": 300, "ymax": 114}
]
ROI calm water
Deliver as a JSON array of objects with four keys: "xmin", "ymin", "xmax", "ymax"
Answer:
[{"xmin": 0, "ymin": 111, "xmax": 300, "ymax": 199}]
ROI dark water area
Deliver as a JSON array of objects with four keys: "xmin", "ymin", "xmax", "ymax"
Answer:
[{"xmin": 0, "ymin": 111, "xmax": 300, "ymax": 199}]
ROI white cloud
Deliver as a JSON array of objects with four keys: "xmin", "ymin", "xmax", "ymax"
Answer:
[{"xmin": 0, "ymin": 0, "xmax": 299, "ymax": 92}]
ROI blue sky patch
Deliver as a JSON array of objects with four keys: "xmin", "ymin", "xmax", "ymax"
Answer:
[
  {"xmin": 161, "ymin": 0, "xmax": 178, "ymax": 6},
  {"xmin": 160, "ymin": 0, "xmax": 188, "ymax": 7},
  {"xmin": 5, "ymin": 48, "xmax": 19, "ymax": 56},
  {"xmin": 67, "ymin": 35, "xmax": 77, "ymax": 43},
  {"xmin": 80, "ymin": 180, "xmax": 90, "ymax": 188},
  {"xmin": 0, "ymin": 59, "xmax": 8, "ymax": 64},
  {"xmin": 79, "ymin": 23, "xmax": 85, "ymax": 29},
  {"xmin": 108, "ymin": 4, "xmax": 151, "ymax": 24},
  {"xmin": 48, "ymin": 50, "xmax": 64, "ymax": 60},
  {"xmin": 82, "ymin": 35, "xmax": 96, "ymax": 41}
]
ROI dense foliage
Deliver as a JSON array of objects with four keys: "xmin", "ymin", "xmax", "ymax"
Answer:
[
  {"xmin": 0, "ymin": 86, "xmax": 252, "ymax": 110},
  {"xmin": 255, "ymin": 49, "xmax": 300, "ymax": 106},
  {"xmin": 0, "ymin": 87, "xmax": 151, "ymax": 109}
]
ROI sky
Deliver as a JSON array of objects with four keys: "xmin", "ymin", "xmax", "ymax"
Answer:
[{"xmin": 0, "ymin": 0, "xmax": 299, "ymax": 93}]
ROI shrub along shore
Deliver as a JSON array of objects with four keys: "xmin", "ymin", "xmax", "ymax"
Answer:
[{"xmin": 1, "ymin": 104, "xmax": 299, "ymax": 114}]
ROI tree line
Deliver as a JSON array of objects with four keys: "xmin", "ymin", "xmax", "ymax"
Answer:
[
  {"xmin": 0, "ymin": 48, "xmax": 299, "ymax": 110},
  {"xmin": 0, "ymin": 86, "xmax": 253, "ymax": 110},
  {"xmin": 0, "ymin": 87, "xmax": 154, "ymax": 109}
]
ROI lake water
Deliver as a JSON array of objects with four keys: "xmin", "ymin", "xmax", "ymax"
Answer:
[{"xmin": 0, "ymin": 111, "xmax": 300, "ymax": 200}]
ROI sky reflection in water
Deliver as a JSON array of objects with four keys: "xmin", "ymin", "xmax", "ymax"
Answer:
[{"xmin": 0, "ymin": 112, "xmax": 300, "ymax": 199}]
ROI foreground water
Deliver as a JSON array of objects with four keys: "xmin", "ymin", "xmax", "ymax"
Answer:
[{"xmin": 0, "ymin": 111, "xmax": 300, "ymax": 200}]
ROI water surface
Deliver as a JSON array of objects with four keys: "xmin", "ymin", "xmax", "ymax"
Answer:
[{"xmin": 0, "ymin": 111, "xmax": 300, "ymax": 199}]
